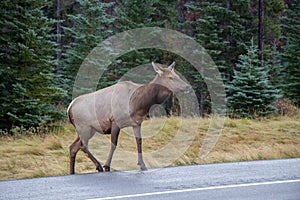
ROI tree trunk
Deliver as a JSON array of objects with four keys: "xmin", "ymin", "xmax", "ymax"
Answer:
[
  {"xmin": 226, "ymin": 0, "xmax": 231, "ymax": 82},
  {"xmin": 56, "ymin": 0, "xmax": 62, "ymax": 73},
  {"xmin": 258, "ymin": 0, "xmax": 264, "ymax": 62}
]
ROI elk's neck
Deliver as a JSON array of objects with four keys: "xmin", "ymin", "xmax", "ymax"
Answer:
[
  {"xmin": 150, "ymin": 83, "xmax": 172, "ymax": 104},
  {"xmin": 130, "ymin": 83, "xmax": 172, "ymax": 117},
  {"xmin": 148, "ymin": 76, "xmax": 172, "ymax": 104}
]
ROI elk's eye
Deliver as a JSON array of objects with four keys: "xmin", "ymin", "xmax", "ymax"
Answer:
[{"xmin": 169, "ymin": 77, "xmax": 174, "ymax": 80}]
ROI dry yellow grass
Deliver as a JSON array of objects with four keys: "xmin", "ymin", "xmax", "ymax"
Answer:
[{"xmin": 0, "ymin": 114, "xmax": 299, "ymax": 180}]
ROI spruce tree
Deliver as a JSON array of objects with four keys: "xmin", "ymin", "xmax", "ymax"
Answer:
[
  {"xmin": 181, "ymin": 0, "xmax": 253, "ymax": 115},
  {"xmin": 113, "ymin": 0, "xmax": 179, "ymax": 115},
  {"xmin": 183, "ymin": 0, "xmax": 253, "ymax": 80},
  {"xmin": 226, "ymin": 40, "xmax": 280, "ymax": 118},
  {"xmin": 0, "ymin": 0, "xmax": 65, "ymax": 132},
  {"xmin": 281, "ymin": 0, "xmax": 300, "ymax": 105},
  {"xmin": 114, "ymin": 0, "xmax": 178, "ymax": 66},
  {"xmin": 61, "ymin": 0, "xmax": 115, "ymax": 97},
  {"xmin": 116, "ymin": 0, "xmax": 177, "ymax": 30}
]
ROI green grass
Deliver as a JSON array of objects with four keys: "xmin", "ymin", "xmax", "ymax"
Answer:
[{"xmin": 0, "ymin": 114, "xmax": 300, "ymax": 180}]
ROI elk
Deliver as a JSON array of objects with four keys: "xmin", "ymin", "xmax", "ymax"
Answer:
[{"xmin": 67, "ymin": 61, "xmax": 190, "ymax": 174}]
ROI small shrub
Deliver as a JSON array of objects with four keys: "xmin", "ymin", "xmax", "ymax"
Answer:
[
  {"xmin": 225, "ymin": 119, "xmax": 237, "ymax": 128},
  {"xmin": 271, "ymin": 98, "xmax": 299, "ymax": 116}
]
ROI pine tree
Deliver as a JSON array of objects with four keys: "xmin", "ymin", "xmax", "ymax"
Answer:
[
  {"xmin": 0, "ymin": 0, "xmax": 65, "ymax": 132},
  {"xmin": 281, "ymin": 0, "xmax": 300, "ymax": 105},
  {"xmin": 183, "ymin": 0, "xmax": 253, "ymax": 80},
  {"xmin": 61, "ymin": 0, "xmax": 115, "ymax": 97},
  {"xmin": 264, "ymin": 0, "xmax": 285, "ymax": 48},
  {"xmin": 114, "ymin": 0, "xmax": 178, "ymax": 66},
  {"xmin": 181, "ymin": 0, "xmax": 253, "ymax": 115},
  {"xmin": 116, "ymin": 0, "xmax": 177, "ymax": 30},
  {"xmin": 113, "ymin": 0, "xmax": 180, "ymax": 115},
  {"xmin": 226, "ymin": 40, "xmax": 280, "ymax": 118}
]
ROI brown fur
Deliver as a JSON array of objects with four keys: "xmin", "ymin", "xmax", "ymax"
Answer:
[
  {"xmin": 129, "ymin": 83, "xmax": 172, "ymax": 122},
  {"xmin": 68, "ymin": 62, "xmax": 189, "ymax": 174}
]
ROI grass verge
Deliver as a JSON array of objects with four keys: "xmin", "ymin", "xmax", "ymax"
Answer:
[{"xmin": 0, "ymin": 114, "xmax": 299, "ymax": 180}]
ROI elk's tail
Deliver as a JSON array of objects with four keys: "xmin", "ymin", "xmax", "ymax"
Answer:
[{"xmin": 67, "ymin": 101, "xmax": 75, "ymax": 127}]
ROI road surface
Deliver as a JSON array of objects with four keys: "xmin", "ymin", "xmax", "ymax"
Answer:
[{"xmin": 0, "ymin": 159, "xmax": 299, "ymax": 200}]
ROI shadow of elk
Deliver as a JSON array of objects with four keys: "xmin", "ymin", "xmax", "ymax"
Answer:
[{"xmin": 67, "ymin": 62, "xmax": 190, "ymax": 174}]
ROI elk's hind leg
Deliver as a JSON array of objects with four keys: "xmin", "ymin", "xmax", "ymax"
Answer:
[
  {"xmin": 80, "ymin": 144, "xmax": 103, "ymax": 172},
  {"xmin": 78, "ymin": 127, "xmax": 103, "ymax": 172},
  {"xmin": 70, "ymin": 136, "xmax": 81, "ymax": 174},
  {"xmin": 80, "ymin": 133, "xmax": 103, "ymax": 172}
]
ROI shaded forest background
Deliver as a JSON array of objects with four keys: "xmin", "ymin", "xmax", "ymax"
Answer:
[{"xmin": 0, "ymin": 0, "xmax": 299, "ymax": 133}]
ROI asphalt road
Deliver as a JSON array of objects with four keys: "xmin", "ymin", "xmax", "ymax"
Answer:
[{"xmin": 0, "ymin": 159, "xmax": 299, "ymax": 200}]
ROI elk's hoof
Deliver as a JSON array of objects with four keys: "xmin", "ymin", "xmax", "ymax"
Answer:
[
  {"xmin": 96, "ymin": 165, "xmax": 104, "ymax": 172},
  {"xmin": 103, "ymin": 165, "xmax": 110, "ymax": 172},
  {"xmin": 139, "ymin": 164, "xmax": 147, "ymax": 171}
]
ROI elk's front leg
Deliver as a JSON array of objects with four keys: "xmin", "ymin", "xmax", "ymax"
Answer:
[
  {"xmin": 104, "ymin": 122, "xmax": 120, "ymax": 172},
  {"xmin": 133, "ymin": 125, "xmax": 147, "ymax": 170}
]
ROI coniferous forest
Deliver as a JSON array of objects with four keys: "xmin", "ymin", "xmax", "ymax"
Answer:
[{"xmin": 1, "ymin": 0, "xmax": 299, "ymax": 133}]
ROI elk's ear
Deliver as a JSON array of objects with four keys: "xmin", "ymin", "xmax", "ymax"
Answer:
[
  {"xmin": 152, "ymin": 62, "xmax": 163, "ymax": 76},
  {"xmin": 168, "ymin": 61, "xmax": 176, "ymax": 71}
]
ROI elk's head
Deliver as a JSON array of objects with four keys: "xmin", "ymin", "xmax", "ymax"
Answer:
[{"xmin": 151, "ymin": 61, "xmax": 190, "ymax": 92}]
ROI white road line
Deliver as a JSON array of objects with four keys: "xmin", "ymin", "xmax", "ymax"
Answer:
[{"xmin": 87, "ymin": 179, "xmax": 300, "ymax": 200}]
